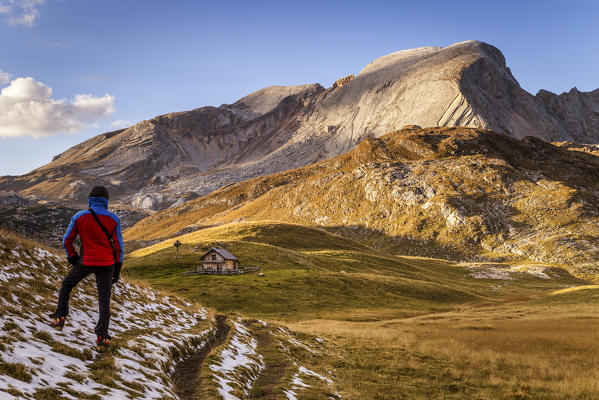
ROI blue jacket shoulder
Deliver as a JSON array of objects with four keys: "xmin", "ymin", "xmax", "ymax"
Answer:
[{"xmin": 72, "ymin": 210, "xmax": 90, "ymax": 221}]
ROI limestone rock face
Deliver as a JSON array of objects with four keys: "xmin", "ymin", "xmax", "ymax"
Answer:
[
  {"xmin": 1, "ymin": 40, "xmax": 598, "ymax": 209},
  {"xmin": 535, "ymin": 88, "xmax": 599, "ymax": 142}
]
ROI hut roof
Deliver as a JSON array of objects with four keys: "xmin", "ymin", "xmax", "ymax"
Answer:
[{"xmin": 202, "ymin": 247, "xmax": 238, "ymax": 260}]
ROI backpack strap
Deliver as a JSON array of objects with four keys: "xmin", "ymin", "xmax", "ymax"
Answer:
[{"xmin": 88, "ymin": 208, "xmax": 117, "ymax": 264}]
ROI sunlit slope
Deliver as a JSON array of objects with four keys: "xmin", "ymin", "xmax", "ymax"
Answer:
[
  {"xmin": 126, "ymin": 127, "xmax": 599, "ymax": 276},
  {"xmin": 6, "ymin": 40, "xmax": 599, "ymax": 210},
  {"xmin": 125, "ymin": 222, "xmax": 584, "ymax": 320}
]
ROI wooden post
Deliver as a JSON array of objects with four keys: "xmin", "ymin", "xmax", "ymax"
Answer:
[{"xmin": 173, "ymin": 240, "xmax": 182, "ymax": 259}]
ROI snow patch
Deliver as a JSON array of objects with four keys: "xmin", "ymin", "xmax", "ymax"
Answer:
[
  {"xmin": 284, "ymin": 364, "xmax": 337, "ymax": 400},
  {"xmin": 465, "ymin": 264, "xmax": 552, "ymax": 280},
  {"xmin": 209, "ymin": 321, "xmax": 265, "ymax": 400}
]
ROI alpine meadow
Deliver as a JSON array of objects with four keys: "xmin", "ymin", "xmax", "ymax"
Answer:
[{"xmin": 1, "ymin": 3, "xmax": 599, "ymax": 399}]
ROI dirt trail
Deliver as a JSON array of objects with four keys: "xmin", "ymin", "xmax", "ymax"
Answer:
[
  {"xmin": 249, "ymin": 322, "xmax": 290, "ymax": 399},
  {"xmin": 172, "ymin": 314, "xmax": 230, "ymax": 400}
]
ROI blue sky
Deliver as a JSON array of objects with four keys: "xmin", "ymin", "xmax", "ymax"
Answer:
[{"xmin": 0, "ymin": 0, "xmax": 598, "ymax": 175}]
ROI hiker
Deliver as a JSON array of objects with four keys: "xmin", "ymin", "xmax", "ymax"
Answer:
[{"xmin": 49, "ymin": 186, "xmax": 124, "ymax": 350}]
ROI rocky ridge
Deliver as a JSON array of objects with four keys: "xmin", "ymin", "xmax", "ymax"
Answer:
[{"xmin": 1, "ymin": 40, "xmax": 598, "ymax": 209}]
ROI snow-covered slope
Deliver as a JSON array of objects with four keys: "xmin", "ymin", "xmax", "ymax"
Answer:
[
  {"xmin": 0, "ymin": 230, "xmax": 211, "ymax": 399},
  {"xmin": 208, "ymin": 320, "xmax": 265, "ymax": 399}
]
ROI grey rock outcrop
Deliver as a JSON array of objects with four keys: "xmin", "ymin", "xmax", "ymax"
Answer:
[
  {"xmin": 0, "ymin": 191, "xmax": 36, "ymax": 208},
  {"xmin": 535, "ymin": 88, "xmax": 599, "ymax": 142},
  {"xmin": 1, "ymin": 40, "xmax": 598, "ymax": 210}
]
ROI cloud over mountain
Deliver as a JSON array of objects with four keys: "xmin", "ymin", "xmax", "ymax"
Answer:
[{"xmin": 0, "ymin": 76, "xmax": 115, "ymax": 138}]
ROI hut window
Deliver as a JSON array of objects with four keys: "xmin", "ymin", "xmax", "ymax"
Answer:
[{"xmin": 211, "ymin": 254, "xmax": 217, "ymax": 260}]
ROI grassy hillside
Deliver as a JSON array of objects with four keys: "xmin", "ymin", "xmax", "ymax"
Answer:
[
  {"xmin": 126, "ymin": 127, "xmax": 599, "ymax": 277},
  {"xmin": 289, "ymin": 298, "xmax": 599, "ymax": 399},
  {"xmin": 125, "ymin": 221, "xmax": 584, "ymax": 321}
]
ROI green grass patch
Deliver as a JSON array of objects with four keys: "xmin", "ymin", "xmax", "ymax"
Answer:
[
  {"xmin": 125, "ymin": 222, "xmax": 582, "ymax": 320},
  {"xmin": 125, "ymin": 224, "xmax": 482, "ymax": 319}
]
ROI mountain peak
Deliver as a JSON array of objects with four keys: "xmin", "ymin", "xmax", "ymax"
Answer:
[
  {"xmin": 357, "ymin": 40, "xmax": 505, "ymax": 77},
  {"xmin": 1, "ymin": 40, "xmax": 598, "ymax": 209}
]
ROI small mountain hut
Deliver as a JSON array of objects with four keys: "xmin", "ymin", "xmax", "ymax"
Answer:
[{"xmin": 198, "ymin": 247, "xmax": 239, "ymax": 273}]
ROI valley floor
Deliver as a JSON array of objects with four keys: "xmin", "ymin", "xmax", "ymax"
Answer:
[{"xmin": 290, "ymin": 301, "xmax": 599, "ymax": 399}]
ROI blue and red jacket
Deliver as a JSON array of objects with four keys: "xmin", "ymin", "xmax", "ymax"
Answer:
[{"xmin": 63, "ymin": 196, "xmax": 124, "ymax": 266}]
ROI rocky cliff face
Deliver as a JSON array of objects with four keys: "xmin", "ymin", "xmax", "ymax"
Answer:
[
  {"xmin": 535, "ymin": 88, "xmax": 599, "ymax": 142},
  {"xmin": 1, "ymin": 40, "xmax": 598, "ymax": 209}
]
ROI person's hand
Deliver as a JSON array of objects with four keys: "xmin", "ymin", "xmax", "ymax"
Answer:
[
  {"xmin": 67, "ymin": 253, "xmax": 79, "ymax": 266},
  {"xmin": 112, "ymin": 262, "xmax": 122, "ymax": 284}
]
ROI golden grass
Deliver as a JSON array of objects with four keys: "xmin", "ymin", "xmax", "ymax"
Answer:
[
  {"xmin": 0, "ymin": 360, "xmax": 33, "ymax": 383},
  {"xmin": 287, "ymin": 304, "xmax": 599, "ymax": 399},
  {"xmin": 129, "ymin": 220, "xmax": 362, "ymax": 258},
  {"xmin": 550, "ymin": 285, "xmax": 599, "ymax": 295}
]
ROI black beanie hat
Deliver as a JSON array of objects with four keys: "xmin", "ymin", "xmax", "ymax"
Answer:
[{"xmin": 89, "ymin": 186, "xmax": 109, "ymax": 199}]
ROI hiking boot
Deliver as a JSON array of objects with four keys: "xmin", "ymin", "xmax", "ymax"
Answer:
[
  {"xmin": 96, "ymin": 336, "xmax": 111, "ymax": 351},
  {"xmin": 49, "ymin": 316, "xmax": 66, "ymax": 331}
]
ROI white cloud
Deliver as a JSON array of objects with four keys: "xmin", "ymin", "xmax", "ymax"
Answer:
[
  {"xmin": 110, "ymin": 120, "xmax": 133, "ymax": 129},
  {"xmin": 47, "ymin": 41, "xmax": 73, "ymax": 48},
  {"xmin": 0, "ymin": 0, "xmax": 44, "ymax": 27},
  {"xmin": 0, "ymin": 70, "xmax": 10, "ymax": 84},
  {"xmin": 0, "ymin": 76, "xmax": 115, "ymax": 138}
]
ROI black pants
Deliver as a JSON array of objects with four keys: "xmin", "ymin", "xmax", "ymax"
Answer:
[{"xmin": 55, "ymin": 263, "xmax": 114, "ymax": 338}]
